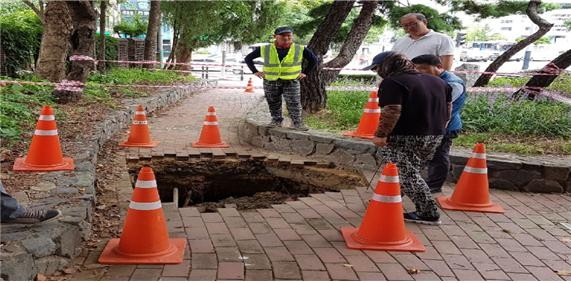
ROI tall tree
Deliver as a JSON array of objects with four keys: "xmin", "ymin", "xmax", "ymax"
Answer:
[
  {"xmin": 36, "ymin": 1, "xmax": 72, "ymax": 82},
  {"xmin": 513, "ymin": 49, "xmax": 571, "ymax": 100},
  {"xmin": 300, "ymin": 0, "xmax": 355, "ymax": 113},
  {"xmin": 473, "ymin": 0, "xmax": 553, "ymax": 86},
  {"xmin": 143, "ymin": 0, "xmax": 161, "ymax": 69},
  {"xmin": 21, "ymin": 0, "xmax": 45, "ymax": 24},
  {"xmin": 321, "ymin": 0, "xmax": 379, "ymax": 85},
  {"xmin": 98, "ymin": 0, "xmax": 107, "ymax": 72}
]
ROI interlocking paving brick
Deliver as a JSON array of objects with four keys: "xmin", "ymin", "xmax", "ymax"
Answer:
[
  {"xmin": 364, "ymin": 250, "xmax": 397, "ymax": 263},
  {"xmin": 158, "ymin": 276, "xmax": 187, "ymax": 281},
  {"xmin": 415, "ymin": 247, "xmax": 443, "ymax": 260},
  {"xmin": 205, "ymin": 222, "xmax": 230, "ymax": 234},
  {"xmin": 189, "ymin": 239, "xmax": 214, "ymax": 254},
  {"xmin": 186, "ymin": 227, "xmax": 210, "ymax": 240},
  {"xmin": 243, "ymin": 253, "xmax": 271, "ymax": 270},
  {"xmin": 257, "ymin": 208, "xmax": 281, "ymax": 218},
  {"xmin": 377, "ymin": 263, "xmax": 414, "ymax": 280},
  {"xmin": 273, "ymin": 261, "xmax": 302, "ymax": 279},
  {"xmin": 248, "ymin": 222, "xmax": 272, "ymax": 234},
  {"xmin": 215, "ymin": 246, "xmax": 242, "ymax": 262},
  {"xmin": 313, "ymin": 247, "xmax": 346, "ymax": 263},
  {"xmin": 255, "ymin": 232, "xmax": 283, "ymax": 247},
  {"xmin": 491, "ymin": 256, "xmax": 528, "ymax": 273},
  {"xmin": 130, "ymin": 269, "xmax": 162, "ymax": 281},
  {"xmin": 507, "ymin": 272, "xmax": 537, "ymax": 281},
  {"xmin": 264, "ymin": 246, "xmax": 295, "ymax": 262},
  {"xmin": 236, "ymin": 239, "xmax": 265, "ymax": 254},
  {"xmin": 453, "ymin": 269, "xmax": 484, "ymax": 280},
  {"xmin": 449, "ymin": 235, "xmax": 480, "ymax": 249},
  {"xmin": 229, "ymin": 227, "xmax": 256, "ymax": 240},
  {"xmin": 266, "ymin": 218, "xmax": 291, "ymax": 229},
  {"xmin": 245, "ymin": 270, "xmax": 273, "ymax": 281},
  {"xmin": 210, "ymin": 233, "xmax": 236, "ymax": 247},
  {"xmin": 301, "ymin": 270, "xmax": 330, "ymax": 281},
  {"xmin": 525, "ymin": 266, "xmax": 563, "ymax": 281},
  {"xmin": 283, "ymin": 240, "xmax": 314, "ymax": 255},
  {"xmin": 162, "ymin": 260, "xmax": 191, "ymax": 277},
  {"xmin": 300, "ymin": 233, "xmax": 332, "ymax": 248},
  {"xmin": 332, "ymin": 241, "xmax": 365, "ymax": 257},
  {"xmin": 192, "ymin": 253, "xmax": 218, "ymax": 270},
  {"xmin": 274, "ymin": 228, "xmax": 302, "ymax": 241},
  {"xmin": 242, "ymin": 212, "xmax": 265, "ymax": 223},
  {"xmin": 187, "ymin": 269, "xmax": 217, "ymax": 281},
  {"xmin": 431, "ymin": 240, "xmax": 462, "ymax": 255},
  {"xmin": 442, "ymin": 254, "xmax": 474, "ymax": 270},
  {"xmin": 526, "ymin": 246, "xmax": 562, "ymax": 260},
  {"xmin": 201, "ymin": 213, "xmax": 223, "ymax": 223},
  {"xmin": 224, "ymin": 216, "xmax": 248, "ymax": 228},
  {"xmin": 412, "ymin": 271, "xmax": 441, "ymax": 281},
  {"xmin": 422, "ymin": 259, "xmax": 455, "ymax": 277},
  {"xmin": 217, "ymin": 208, "xmax": 240, "ymax": 217},
  {"xmin": 324, "ymin": 263, "xmax": 359, "ymax": 280},
  {"xmin": 461, "ymin": 248, "xmax": 495, "ymax": 264},
  {"xmin": 356, "ymin": 271, "xmax": 386, "ymax": 281},
  {"xmin": 345, "ymin": 255, "xmax": 379, "ymax": 272},
  {"xmin": 294, "ymin": 254, "xmax": 326, "ymax": 271},
  {"xmin": 217, "ymin": 262, "xmax": 244, "ymax": 280},
  {"xmin": 479, "ymin": 243, "xmax": 512, "ymax": 258},
  {"xmin": 281, "ymin": 212, "xmax": 306, "ymax": 224}
]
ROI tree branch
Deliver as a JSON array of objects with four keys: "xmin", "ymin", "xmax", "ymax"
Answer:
[{"xmin": 22, "ymin": 0, "xmax": 44, "ymax": 23}]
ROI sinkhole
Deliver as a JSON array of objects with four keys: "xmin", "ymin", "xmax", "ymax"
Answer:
[{"xmin": 127, "ymin": 153, "xmax": 367, "ymax": 212}]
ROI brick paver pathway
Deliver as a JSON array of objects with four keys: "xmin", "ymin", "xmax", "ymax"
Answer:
[{"xmin": 78, "ymin": 87, "xmax": 571, "ymax": 281}]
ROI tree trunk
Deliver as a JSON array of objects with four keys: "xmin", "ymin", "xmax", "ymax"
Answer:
[
  {"xmin": 322, "ymin": 0, "xmax": 378, "ymax": 85},
  {"xmin": 165, "ymin": 20, "xmax": 179, "ymax": 70},
  {"xmin": 98, "ymin": 0, "xmax": 107, "ymax": 72},
  {"xmin": 301, "ymin": 0, "xmax": 356, "ymax": 113},
  {"xmin": 473, "ymin": 0, "xmax": 553, "ymax": 86},
  {"xmin": 53, "ymin": 1, "xmax": 97, "ymax": 103},
  {"xmin": 143, "ymin": 0, "xmax": 161, "ymax": 69},
  {"xmin": 513, "ymin": 49, "xmax": 571, "ymax": 100},
  {"xmin": 36, "ymin": 1, "xmax": 72, "ymax": 82},
  {"xmin": 174, "ymin": 42, "xmax": 192, "ymax": 71}
]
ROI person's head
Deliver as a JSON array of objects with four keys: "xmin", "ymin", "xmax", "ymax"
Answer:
[
  {"xmin": 274, "ymin": 26, "xmax": 294, "ymax": 48},
  {"xmin": 399, "ymin": 13, "xmax": 429, "ymax": 38},
  {"xmin": 363, "ymin": 51, "xmax": 416, "ymax": 78},
  {"xmin": 411, "ymin": 54, "xmax": 444, "ymax": 76}
]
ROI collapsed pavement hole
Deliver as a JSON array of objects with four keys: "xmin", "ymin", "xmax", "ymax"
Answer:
[{"xmin": 127, "ymin": 157, "xmax": 367, "ymax": 212}]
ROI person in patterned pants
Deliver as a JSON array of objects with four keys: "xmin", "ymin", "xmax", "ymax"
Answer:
[{"xmin": 363, "ymin": 51, "xmax": 452, "ymax": 225}]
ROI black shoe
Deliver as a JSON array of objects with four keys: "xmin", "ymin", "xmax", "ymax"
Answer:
[
  {"xmin": 403, "ymin": 211, "xmax": 441, "ymax": 226},
  {"xmin": 291, "ymin": 123, "xmax": 309, "ymax": 131},
  {"xmin": 3, "ymin": 208, "xmax": 62, "ymax": 224},
  {"xmin": 430, "ymin": 187, "xmax": 442, "ymax": 193},
  {"xmin": 268, "ymin": 120, "xmax": 282, "ymax": 128}
]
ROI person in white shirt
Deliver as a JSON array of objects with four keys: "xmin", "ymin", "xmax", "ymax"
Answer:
[{"xmin": 392, "ymin": 13, "xmax": 455, "ymax": 70}]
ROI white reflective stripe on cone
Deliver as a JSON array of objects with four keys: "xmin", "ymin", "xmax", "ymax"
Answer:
[
  {"xmin": 132, "ymin": 120, "xmax": 148, "ymax": 125},
  {"xmin": 39, "ymin": 115, "xmax": 55, "ymax": 121},
  {"xmin": 135, "ymin": 180, "xmax": 157, "ymax": 188},
  {"xmin": 34, "ymin": 129, "xmax": 58, "ymax": 136},
  {"xmin": 368, "ymin": 98, "xmax": 379, "ymax": 102},
  {"xmin": 206, "ymin": 112, "xmax": 217, "ymax": 116},
  {"xmin": 363, "ymin": 109, "xmax": 381, "ymax": 113},
  {"xmin": 463, "ymin": 166, "xmax": 488, "ymax": 174},
  {"xmin": 472, "ymin": 153, "xmax": 486, "ymax": 159},
  {"xmin": 380, "ymin": 175, "xmax": 399, "ymax": 183},
  {"xmin": 129, "ymin": 200, "xmax": 162, "ymax": 210},
  {"xmin": 135, "ymin": 111, "xmax": 146, "ymax": 115},
  {"xmin": 204, "ymin": 121, "xmax": 218, "ymax": 125},
  {"xmin": 371, "ymin": 193, "xmax": 402, "ymax": 203}
]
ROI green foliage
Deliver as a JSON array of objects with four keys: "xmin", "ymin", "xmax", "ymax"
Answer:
[
  {"xmin": 305, "ymin": 91, "xmax": 368, "ymax": 131},
  {"xmin": 442, "ymin": 0, "xmax": 557, "ymax": 18},
  {"xmin": 515, "ymin": 36, "xmax": 550, "ymax": 44},
  {"xmin": 565, "ymin": 19, "xmax": 571, "ymax": 31},
  {"xmin": 488, "ymin": 73, "xmax": 571, "ymax": 95},
  {"xmin": 95, "ymin": 35, "xmax": 119, "ymax": 63},
  {"xmin": 0, "ymin": 9, "xmax": 43, "ymax": 76},
  {"xmin": 466, "ymin": 24, "xmax": 505, "ymax": 42},
  {"xmin": 330, "ymin": 74, "xmax": 376, "ymax": 86},
  {"xmin": 388, "ymin": 4, "xmax": 462, "ymax": 32},
  {"xmin": 0, "ymin": 80, "xmax": 55, "ymax": 145},
  {"xmin": 461, "ymin": 94, "xmax": 571, "ymax": 138},
  {"xmin": 113, "ymin": 14, "xmax": 147, "ymax": 38}
]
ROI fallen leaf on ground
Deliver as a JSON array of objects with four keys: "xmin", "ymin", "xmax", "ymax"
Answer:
[
  {"xmin": 406, "ymin": 268, "xmax": 420, "ymax": 274},
  {"xmin": 502, "ymin": 229, "xmax": 511, "ymax": 234},
  {"xmin": 343, "ymin": 264, "xmax": 353, "ymax": 268},
  {"xmin": 36, "ymin": 274, "xmax": 47, "ymax": 281},
  {"xmin": 557, "ymin": 270, "xmax": 571, "ymax": 276}
]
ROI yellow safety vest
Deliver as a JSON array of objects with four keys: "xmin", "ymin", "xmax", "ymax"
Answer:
[{"xmin": 260, "ymin": 43, "xmax": 304, "ymax": 81}]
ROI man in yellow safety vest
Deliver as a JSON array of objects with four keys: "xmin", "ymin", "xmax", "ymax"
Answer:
[{"xmin": 244, "ymin": 26, "xmax": 318, "ymax": 131}]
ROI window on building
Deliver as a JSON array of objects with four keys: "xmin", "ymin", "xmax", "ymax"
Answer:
[
  {"xmin": 163, "ymin": 40, "xmax": 171, "ymax": 52},
  {"xmin": 501, "ymin": 27, "xmax": 512, "ymax": 31}
]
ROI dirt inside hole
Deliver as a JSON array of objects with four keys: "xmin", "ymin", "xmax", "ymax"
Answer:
[{"xmin": 127, "ymin": 158, "xmax": 367, "ymax": 212}]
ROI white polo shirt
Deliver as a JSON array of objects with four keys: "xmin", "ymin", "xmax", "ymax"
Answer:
[{"xmin": 392, "ymin": 30, "xmax": 455, "ymax": 60}]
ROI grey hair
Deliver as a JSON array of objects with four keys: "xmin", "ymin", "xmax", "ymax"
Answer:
[{"xmin": 401, "ymin": 13, "xmax": 427, "ymax": 24}]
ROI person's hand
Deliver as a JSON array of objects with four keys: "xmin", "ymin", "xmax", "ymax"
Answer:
[
  {"xmin": 372, "ymin": 137, "xmax": 387, "ymax": 147},
  {"xmin": 298, "ymin": 73, "xmax": 307, "ymax": 80},
  {"xmin": 255, "ymin": 72, "xmax": 265, "ymax": 79}
]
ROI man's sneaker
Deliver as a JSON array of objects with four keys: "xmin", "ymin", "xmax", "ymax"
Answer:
[
  {"xmin": 3, "ymin": 209, "xmax": 62, "ymax": 224},
  {"xmin": 268, "ymin": 120, "xmax": 282, "ymax": 128},
  {"xmin": 291, "ymin": 123, "xmax": 309, "ymax": 131},
  {"xmin": 403, "ymin": 211, "xmax": 441, "ymax": 226},
  {"xmin": 430, "ymin": 187, "xmax": 442, "ymax": 193}
]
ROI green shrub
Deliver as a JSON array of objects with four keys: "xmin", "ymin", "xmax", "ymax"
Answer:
[
  {"xmin": 331, "ymin": 74, "xmax": 376, "ymax": 86},
  {"xmin": 89, "ymin": 68, "xmax": 197, "ymax": 85},
  {"xmin": 95, "ymin": 35, "xmax": 119, "ymax": 66},
  {"xmin": 113, "ymin": 14, "xmax": 147, "ymax": 38},
  {"xmin": 0, "ymin": 82, "xmax": 55, "ymax": 145},
  {"xmin": 0, "ymin": 9, "xmax": 42, "ymax": 76},
  {"xmin": 488, "ymin": 73, "xmax": 571, "ymax": 95},
  {"xmin": 306, "ymin": 90, "xmax": 368, "ymax": 131},
  {"xmin": 462, "ymin": 94, "xmax": 571, "ymax": 138}
]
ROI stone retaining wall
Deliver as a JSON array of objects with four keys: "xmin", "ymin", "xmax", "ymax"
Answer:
[
  {"xmin": 239, "ymin": 101, "xmax": 571, "ymax": 194},
  {"xmin": 0, "ymin": 85, "xmax": 200, "ymax": 281}
]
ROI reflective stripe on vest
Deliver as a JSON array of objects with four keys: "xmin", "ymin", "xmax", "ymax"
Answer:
[{"xmin": 261, "ymin": 43, "xmax": 304, "ymax": 81}]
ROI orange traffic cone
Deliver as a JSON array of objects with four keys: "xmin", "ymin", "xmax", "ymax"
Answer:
[
  {"xmin": 244, "ymin": 78, "xmax": 254, "ymax": 93},
  {"xmin": 191, "ymin": 106, "xmax": 229, "ymax": 148},
  {"xmin": 119, "ymin": 105, "xmax": 159, "ymax": 147},
  {"xmin": 343, "ymin": 91, "xmax": 381, "ymax": 139},
  {"xmin": 437, "ymin": 143, "xmax": 504, "ymax": 213},
  {"xmin": 13, "ymin": 106, "xmax": 74, "ymax": 171},
  {"xmin": 98, "ymin": 166, "xmax": 186, "ymax": 264},
  {"xmin": 341, "ymin": 163, "xmax": 425, "ymax": 252}
]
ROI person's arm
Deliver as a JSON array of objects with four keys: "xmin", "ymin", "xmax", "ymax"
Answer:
[
  {"xmin": 302, "ymin": 47, "xmax": 318, "ymax": 74},
  {"xmin": 372, "ymin": 79, "xmax": 403, "ymax": 146},
  {"xmin": 376, "ymin": 105, "xmax": 402, "ymax": 138},
  {"xmin": 448, "ymin": 81, "xmax": 464, "ymax": 103},
  {"xmin": 244, "ymin": 47, "xmax": 261, "ymax": 74},
  {"xmin": 439, "ymin": 35, "xmax": 456, "ymax": 70},
  {"xmin": 440, "ymin": 55, "xmax": 454, "ymax": 71}
]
